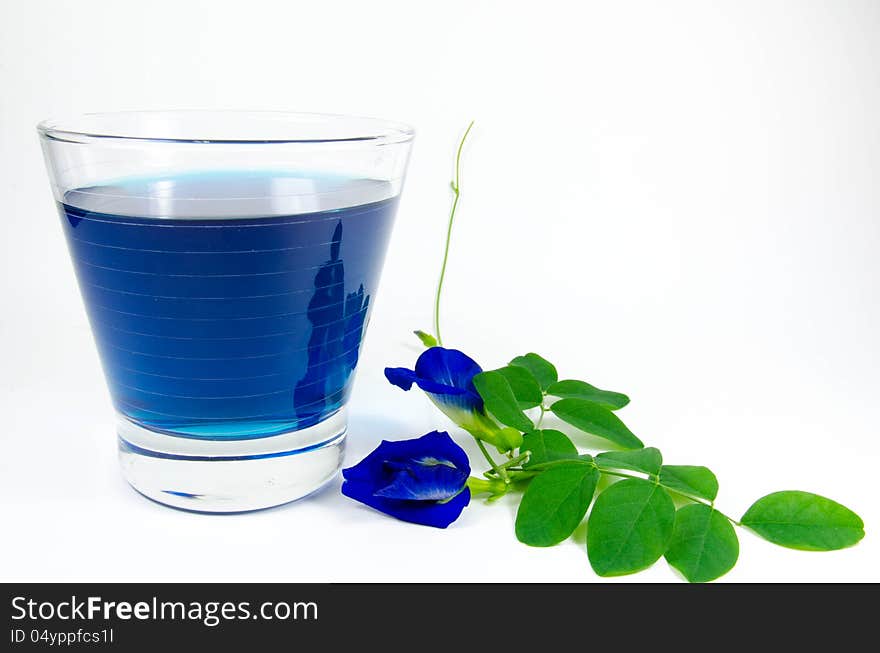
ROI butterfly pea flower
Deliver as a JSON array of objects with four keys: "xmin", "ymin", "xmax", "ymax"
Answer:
[
  {"xmin": 385, "ymin": 347, "xmax": 501, "ymax": 442},
  {"xmin": 341, "ymin": 431, "xmax": 471, "ymax": 528}
]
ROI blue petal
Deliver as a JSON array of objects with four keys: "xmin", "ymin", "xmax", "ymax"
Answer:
[
  {"xmin": 406, "ymin": 430, "xmax": 471, "ymax": 472},
  {"xmin": 374, "ymin": 457, "xmax": 469, "ymax": 501},
  {"xmin": 385, "ymin": 348, "xmax": 485, "ymax": 414},
  {"xmin": 415, "ymin": 347, "xmax": 483, "ymax": 393},
  {"xmin": 342, "ymin": 431, "xmax": 469, "ymax": 490},
  {"xmin": 342, "ymin": 482, "xmax": 471, "ymax": 528},
  {"xmin": 425, "ymin": 389, "xmax": 482, "ymax": 420},
  {"xmin": 341, "ymin": 439, "xmax": 399, "ymax": 486},
  {"xmin": 340, "ymin": 431, "xmax": 471, "ymax": 525},
  {"xmin": 384, "ymin": 365, "xmax": 465, "ymax": 396},
  {"xmin": 384, "ymin": 366, "xmax": 418, "ymax": 391}
]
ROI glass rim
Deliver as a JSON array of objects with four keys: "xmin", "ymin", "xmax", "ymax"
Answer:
[{"xmin": 36, "ymin": 110, "xmax": 416, "ymax": 146}]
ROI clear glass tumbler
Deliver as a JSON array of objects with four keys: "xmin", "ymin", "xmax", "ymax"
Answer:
[{"xmin": 38, "ymin": 111, "xmax": 414, "ymax": 512}]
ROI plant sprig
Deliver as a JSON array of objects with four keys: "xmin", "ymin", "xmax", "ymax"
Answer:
[
  {"xmin": 432, "ymin": 120, "xmax": 474, "ymax": 348},
  {"xmin": 413, "ymin": 123, "xmax": 865, "ymax": 582}
]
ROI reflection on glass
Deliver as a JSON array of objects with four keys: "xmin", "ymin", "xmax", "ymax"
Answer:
[{"xmin": 295, "ymin": 221, "xmax": 370, "ymax": 424}]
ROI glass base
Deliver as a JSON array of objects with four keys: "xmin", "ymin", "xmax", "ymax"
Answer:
[{"xmin": 117, "ymin": 410, "xmax": 346, "ymax": 513}]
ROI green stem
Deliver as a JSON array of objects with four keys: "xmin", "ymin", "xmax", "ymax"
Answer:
[
  {"xmin": 664, "ymin": 487, "xmax": 742, "ymax": 526},
  {"xmin": 433, "ymin": 120, "xmax": 474, "ymax": 346},
  {"xmin": 504, "ymin": 462, "xmax": 743, "ymax": 525},
  {"xmin": 536, "ymin": 403, "xmax": 547, "ymax": 428},
  {"xmin": 595, "ymin": 468, "xmax": 643, "ymax": 482},
  {"xmin": 475, "ymin": 437, "xmax": 509, "ymax": 483},
  {"xmin": 597, "ymin": 468, "xmax": 741, "ymax": 526},
  {"xmin": 515, "ymin": 456, "xmax": 591, "ymax": 473},
  {"xmin": 498, "ymin": 451, "xmax": 530, "ymax": 470},
  {"xmin": 507, "ymin": 470, "xmax": 540, "ymax": 481}
]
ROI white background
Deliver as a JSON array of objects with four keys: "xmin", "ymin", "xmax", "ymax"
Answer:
[{"xmin": 1, "ymin": 0, "xmax": 878, "ymax": 582}]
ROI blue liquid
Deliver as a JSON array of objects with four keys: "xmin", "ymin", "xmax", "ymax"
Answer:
[{"xmin": 59, "ymin": 172, "xmax": 398, "ymax": 439}]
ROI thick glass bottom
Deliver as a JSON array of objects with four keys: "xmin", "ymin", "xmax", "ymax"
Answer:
[{"xmin": 117, "ymin": 410, "xmax": 346, "ymax": 512}]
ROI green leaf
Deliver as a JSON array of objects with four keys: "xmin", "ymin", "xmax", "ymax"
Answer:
[
  {"xmin": 550, "ymin": 398, "xmax": 643, "ymax": 449},
  {"xmin": 472, "ymin": 370, "xmax": 534, "ymax": 432},
  {"xmin": 515, "ymin": 463, "xmax": 599, "ymax": 547},
  {"xmin": 596, "ymin": 447, "xmax": 662, "ymax": 476},
  {"xmin": 413, "ymin": 330, "xmax": 438, "ymax": 347},
  {"xmin": 587, "ymin": 478, "xmax": 675, "ymax": 576},
  {"xmin": 659, "ymin": 465, "xmax": 719, "ymax": 502},
  {"xmin": 521, "ymin": 429, "xmax": 579, "ymax": 468},
  {"xmin": 490, "ymin": 365, "xmax": 543, "ymax": 409},
  {"xmin": 509, "ymin": 353, "xmax": 558, "ymax": 391},
  {"xmin": 741, "ymin": 491, "xmax": 865, "ymax": 551},
  {"xmin": 665, "ymin": 504, "xmax": 739, "ymax": 583},
  {"xmin": 546, "ymin": 380, "xmax": 630, "ymax": 410}
]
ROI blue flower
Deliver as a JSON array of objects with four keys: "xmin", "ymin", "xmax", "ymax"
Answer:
[
  {"xmin": 385, "ymin": 347, "xmax": 498, "ymax": 438},
  {"xmin": 341, "ymin": 431, "xmax": 471, "ymax": 528}
]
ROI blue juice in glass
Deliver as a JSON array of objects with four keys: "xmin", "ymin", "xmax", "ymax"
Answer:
[{"xmin": 58, "ymin": 172, "xmax": 397, "ymax": 442}]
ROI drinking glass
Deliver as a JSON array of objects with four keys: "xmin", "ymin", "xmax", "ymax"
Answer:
[{"xmin": 38, "ymin": 111, "xmax": 414, "ymax": 512}]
